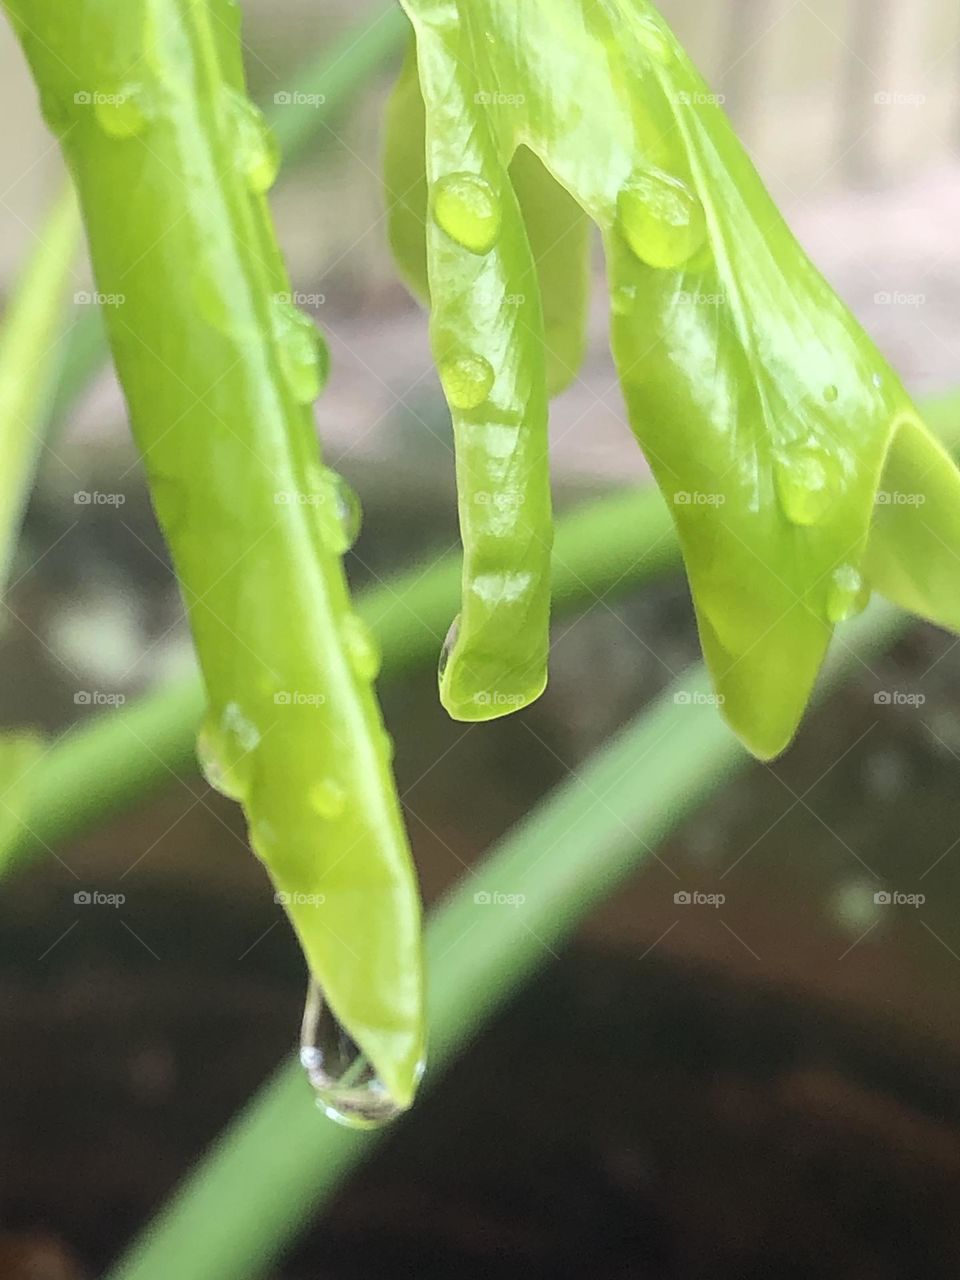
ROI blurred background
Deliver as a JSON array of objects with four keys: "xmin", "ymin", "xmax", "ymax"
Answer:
[{"xmin": 2, "ymin": 1, "xmax": 960, "ymax": 1276}]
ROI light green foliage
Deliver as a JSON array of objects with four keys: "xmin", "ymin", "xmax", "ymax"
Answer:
[
  {"xmin": 0, "ymin": 186, "xmax": 79, "ymax": 587},
  {"xmin": 4, "ymin": 0, "xmax": 423, "ymax": 1109},
  {"xmin": 387, "ymin": 0, "xmax": 960, "ymax": 757}
]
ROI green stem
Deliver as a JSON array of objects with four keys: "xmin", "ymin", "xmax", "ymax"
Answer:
[{"xmin": 105, "ymin": 596, "xmax": 904, "ymax": 1280}]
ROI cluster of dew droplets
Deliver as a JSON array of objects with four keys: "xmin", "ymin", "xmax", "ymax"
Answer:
[
  {"xmin": 430, "ymin": 170, "xmax": 504, "ymax": 665},
  {"xmin": 300, "ymin": 979, "xmax": 408, "ymax": 1129}
]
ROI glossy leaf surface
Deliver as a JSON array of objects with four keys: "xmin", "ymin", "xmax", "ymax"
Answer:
[
  {"xmin": 388, "ymin": 0, "xmax": 960, "ymax": 757},
  {"xmin": 5, "ymin": 0, "xmax": 424, "ymax": 1111}
]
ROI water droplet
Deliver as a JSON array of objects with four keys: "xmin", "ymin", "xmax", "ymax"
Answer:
[
  {"xmin": 439, "ymin": 353, "xmax": 495, "ymax": 411},
  {"xmin": 617, "ymin": 169, "xmax": 706, "ymax": 270},
  {"xmin": 94, "ymin": 83, "xmax": 149, "ymax": 138},
  {"xmin": 826, "ymin": 564, "xmax": 870, "ymax": 624},
  {"xmin": 226, "ymin": 89, "xmax": 280, "ymax": 194},
  {"xmin": 438, "ymin": 615, "xmax": 460, "ymax": 680},
  {"xmin": 343, "ymin": 615, "xmax": 381, "ymax": 682},
  {"xmin": 333, "ymin": 473, "xmax": 362, "ymax": 551},
  {"xmin": 432, "ymin": 173, "xmax": 501, "ymax": 255},
  {"xmin": 823, "ymin": 384, "xmax": 839, "ymax": 403},
  {"xmin": 636, "ymin": 16, "xmax": 672, "ymax": 62},
  {"xmin": 196, "ymin": 702, "xmax": 260, "ymax": 801},
  {"xmin": 773, "ymin": 448, "xmax": 837, "ymax": 527},
  {"xmin": 872, "ymin": 373, "xmax": 883, "ymax": 390},
  {"xmin": 273, "ymin": 299, "xmax": 329, "ymax": 404},
  {"xmin": 611, "ymin": 283, "xmax": 639, "ymax": 316},
  {"xmin": 310, "ymin": 778, "xmax": 347, "ymax": 820},
  {"xmin": 301, "ymin": 980, "xmax": 410, "ymax": 1130}
]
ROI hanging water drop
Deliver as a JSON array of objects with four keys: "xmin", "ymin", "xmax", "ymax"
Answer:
[
  {"xmin": 432, "ymin": 173, "xmax": 501, "ymax": 255},
  {"xmin": 826, "ymin": 564, "xmax": 870, "ymax": 624},
  {"xmin": 439, "ymin": 353, "xmax": 495, "ymax": 411},
  {"xmin": 617, "ymin": 169, "xmax": 706, "ymax": 270},
  {"xmin": 773, "ymin": 448, "xmax": 837, "ymax": 527},
  {"xmin": 300, "ymin": 980, "xmax": 410, "ymax": 1129},
  {"xmin": 310, "ymin": 778, "xmax": 347, "ymax": 820},
  {"xmin": 332, "ymin": 472, "xmax": 362, "ymax": 551},
  {"xmin": 226, "ymin": 88, "xmax": 280, "ymax": 194},
  {"xmin": 273, "ymin": 299, "xmax": 329, "ymax": 404},
  {"xmin": 343, "ymin": 614, "xmax": 381, "ymax": 683},
  {"xmin": 438, "ymin": 615, "xmax": 460, "ymax": 680}
]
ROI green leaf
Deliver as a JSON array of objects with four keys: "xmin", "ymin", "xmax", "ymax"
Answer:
[
  {"xmin": 0, "ymin": 732, "xmax": 43, "ymax": 874},
  {"xmin": 391, "ymin": 0, "xmax": 960, "ymax": 757},
  {"xmin": 5, "ymin": 0, "xmax": 424, "ymax": 1115},
  {"xmin": 0, "ymin": 185, "xmax": 79, "ymax": 589}
]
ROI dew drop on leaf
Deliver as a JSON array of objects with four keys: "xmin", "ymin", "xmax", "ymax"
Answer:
[
  {"xmin": 611, "ymin": 283, "xmax": 639, "ymax": 316},
  {"xmin": 617, "ymin": 169, "xmax": 706, "ymax": 269},
  {"xmin": 823, "ymin": 384, "xmax": 839, "ymax": 403},
  {"xmin": 432, "ymin": 173, "xmax": 501, "ymax": 254},
  {"xmin": 635, "ymin": 15, "xmax": 673, "ymax": 62},
  {"xmin": 826, "ymin": 564, "xmax": 870, "ymax": 624},
  {"xmin": 438, "ymin": 615, "xmax": 460, "ymax": 680},
  {"xmin": 343, "ymin": 615, "xmax": 381, "ymax": 683},
  {"xmin": 332, "ymin": 472, "xmax": 362, "ymax": 551},
  {"xmin": 226, "ymin": 89, "xmax": 280, "ymax": 194},
  {"xmin": 196, "ymin": 703, "xmax": 259, "ymax": 802},
  {"xmin": 439, "ymin": 353, "xmax": 495, "ymax": 410},
  {"xmin": 273, "ymin": 299, "xmax": 329, "ymax": 404},
  {"xmin": 301, "ymin": 980, "xmax": 414, "ymax": 1129},
  {"xmin": 309, "ymin": 778, "xmax": 347, "ymax": 820},
  {"xmin": 773, "ymin": 448, "xmax": 837, "ymax": 527},
  {"xmin": 94, "ymin": 83, "xmax": 150, "ymax": 138}
]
